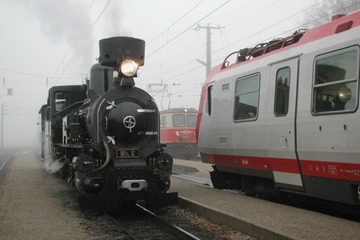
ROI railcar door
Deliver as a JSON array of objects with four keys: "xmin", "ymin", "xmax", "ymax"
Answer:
[{"xmin": 268, "ymin": 57, "xmax": 304, "ymax": 191}]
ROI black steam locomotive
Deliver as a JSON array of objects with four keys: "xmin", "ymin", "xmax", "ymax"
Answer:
[{"xmin": 39, "ymin": 37, "xmax": 177, "ymax": 210}]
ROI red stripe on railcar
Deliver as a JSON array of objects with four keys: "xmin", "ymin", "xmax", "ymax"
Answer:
[
  {"xmin": 160, "ymin": 128, "xmax": 196, "ymax": 143},
  {"xmin": 207, "ymin": 154, "xmax": 360, "ymax": 182},
  {"xmin": 207, "ymin": 154, "xmax": 300, "ymax": 173},
  {"xmin": 300, "ymin": 160, "xmax": 360, "ymax": 182}
]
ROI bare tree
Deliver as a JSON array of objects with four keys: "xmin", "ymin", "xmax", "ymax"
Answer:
[{"xmin": 302, "ymin": 0, "xmax": 360, "ymax": 28}]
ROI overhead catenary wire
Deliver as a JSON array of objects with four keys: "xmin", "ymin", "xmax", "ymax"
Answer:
[
  {"xmin": 209, "ymin": 0, "xmax": 359, "ymax": 65},
  {"xmin": 93, "ymin": 0, "xmax": 112, "ymax": 26},
  {"xmin": 142, "ymin": 0, "xmax": 298, "ymax": 83},
  {"xmin": 51, "ymin": 0, "xmax": 112, "ymax": 86},
  {"xmin": 146, "ymin": 0, "xmax": 281, "ymax": 73},
  {"xmin": 153, "ymin": 0, "xmax": 336, "ymax": 79},
  {"xmin": 147, "ymin": 0, "xmax": 232, "ymax": 58},
  {"xmin": 149, "ymin": 1, "xmax": 359, "ymax": 99},
  {"xmin": 51, "ymin": 48, "xmax": 71, "ymax": 79},
  {"xmin": 144, "ymin": 0, "xmax": 284, "ymax": 71},
  {"xmin": 0, "ymin": 67, "xmax": 48, "ymax": 79},
  {"xmin": 147, "ymin": 0, "xmax": 204, "ymax": 46}
]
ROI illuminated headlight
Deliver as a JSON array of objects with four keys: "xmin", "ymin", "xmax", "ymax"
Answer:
[
  {"xmin": 175, "ymin": 131, "xmax": 180, "ymax": 136},
  {"xmin": 120, "ymin": 59, "xmax": 138, "ymax": 77},
  {"xmin": 338, "ymin": 87, "xmax": 352, "ymax": 102}
]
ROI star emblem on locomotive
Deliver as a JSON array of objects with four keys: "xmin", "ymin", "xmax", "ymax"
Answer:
[
  {"xmin": 106, "ymin": 100, "xmax": 116, "ymax": 110},
  {"xmin": 106, "ymin": 136, "xmax": 115, "ymax": 145}
]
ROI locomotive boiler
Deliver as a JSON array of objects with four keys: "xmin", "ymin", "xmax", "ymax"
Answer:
[{"xmin": 39, "ymin": 37, "xmax": 177, "ymax": 210}]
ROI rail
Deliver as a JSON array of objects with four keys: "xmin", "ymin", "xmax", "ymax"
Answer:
[{"xmin": 104, "ymin": 204, "xmax": 202, "ymax": 240}]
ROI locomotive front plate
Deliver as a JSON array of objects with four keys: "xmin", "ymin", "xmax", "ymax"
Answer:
[{"xmin": 116, "ymin": 148, "xmax": 139, "ymax": 158}]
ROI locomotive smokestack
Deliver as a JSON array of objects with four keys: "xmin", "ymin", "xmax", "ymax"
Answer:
[
  {"xmin": 98, "ymin": 36, "xmax": 145, "ymax": 68},
  {"xmin": 98, "ymin": 36, "xmax": 145, "ymax": 87}
]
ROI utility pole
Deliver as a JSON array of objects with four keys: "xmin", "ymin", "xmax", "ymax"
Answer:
[
  {"xmin": 194, "ymin": 23, "xmax": 224, "ymax": 77},
  {"xmin": 147, "ymin": 82, "xmax": 171, "ymax": 110},
  {"xmin": 0, "ymin": 89, "xmax": 16, "ymax": 149}
]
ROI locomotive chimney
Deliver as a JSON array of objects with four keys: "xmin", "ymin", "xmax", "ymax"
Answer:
[
  {"xmin": 98, "ymin": 36, "xmax": 145, "ymax": 87},
  {"xmin": 99, "ymin": 37, "xmax": 145, "ymax": 67}
]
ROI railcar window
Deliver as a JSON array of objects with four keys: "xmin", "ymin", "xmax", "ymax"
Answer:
[
  {"xmin": 275, "ymin": 67, "xmax": 290, "ymax": 116},
  {"xmin": 313, "ymin": 48, "xmax": 358, "ymax": 114},
  {"xmin": 207, "ymin": 85, "xmax": 213, "ymax": 116},
  {"xmin": 173, "ymin": 114, "xmax": 186, "ymax": 127},
  {"xmin": 55, "ymin": 92, "xmax": 70, "ymax": 112},
  {"xmin": 187, "ymin": 114, "xmax": 197, "ymax": 127},
  {"xmin": 234, "ymin": 74, "xmax": 260, "ymax": 121}
]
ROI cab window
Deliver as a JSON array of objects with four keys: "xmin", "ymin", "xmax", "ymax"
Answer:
[
  {"xmin": 55, "ymin": 92, "xmax": 70, "ymax": 112},
  {"xmin": 234, "ymin": 74, "xmax": 260, "ymax": 121},
  {"xmin": 187, "ymin": 114, "xmax": 197, "ymax": 127},
  {"xmin": 313, "ymin": 47, "xmax": 358, "ymax": 114},
  {"xmin": 173, "ymin": 114, "xmax": 186, "ymax": 127}
]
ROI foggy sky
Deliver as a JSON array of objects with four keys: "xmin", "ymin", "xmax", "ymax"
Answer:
[{"xmin": 0, "ymin": 0, "xmax": 347, "ymax": 148}]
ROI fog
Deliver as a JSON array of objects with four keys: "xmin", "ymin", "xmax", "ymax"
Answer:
[{"xmin": 0, "ymin": 0, "xmax": 349, "ymax": 149}]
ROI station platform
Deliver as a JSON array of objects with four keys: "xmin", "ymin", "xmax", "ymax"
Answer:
[{"xmin": 171, "ymin": 159, "xmax": 360, "ymax": 240}]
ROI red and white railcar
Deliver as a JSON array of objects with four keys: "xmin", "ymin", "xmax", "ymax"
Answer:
[
  {"xmin": 197, "ymin": 11, "xmax": 360, "ymax": 206},
  {"xmin": 160, "ymin": 108, "xmax": 198, "ymax": 159}
]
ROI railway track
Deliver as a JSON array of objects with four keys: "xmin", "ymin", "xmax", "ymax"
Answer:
[
  {"xmin": 104, "ymin": 203, "xmax": 201, "ymax": 240},
  {"xmin": 172, "ymin": 172, "xmax": 212, "ymax": 187},
  {"xmin": 0, "ymin": 150, "xmax": 15, "ymax": 171}
]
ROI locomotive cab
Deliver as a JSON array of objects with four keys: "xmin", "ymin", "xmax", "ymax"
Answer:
[{"xmin": 47, "ymin": 85, "xmax": 87, "ymax": 144}]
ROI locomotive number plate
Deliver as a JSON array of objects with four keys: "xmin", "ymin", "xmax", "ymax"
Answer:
[{"xmin": 116, "ymin": 148, "xmax": 139, "ymax": 159}]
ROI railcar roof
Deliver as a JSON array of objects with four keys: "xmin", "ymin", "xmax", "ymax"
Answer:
[{"xmin": 218, "ymin": 10, "xmax": 360, "ymax": 72}]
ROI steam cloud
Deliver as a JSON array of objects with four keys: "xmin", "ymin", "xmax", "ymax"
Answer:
[
  {"xmin": 44, "ymin": 157, "xmax": 65, "ymax": 174},
  {"xmin": 14, "ymin": 0, "xmax": 95, "ymax": 72},
  {"xmin": 13, "ymin": 0, "xmax": 130, "ymax": 74}
]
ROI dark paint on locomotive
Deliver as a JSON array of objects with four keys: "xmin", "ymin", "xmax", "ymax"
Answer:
[{"xmin": 39, "ymin": 37, "xmax": 177, "ymax": 211}]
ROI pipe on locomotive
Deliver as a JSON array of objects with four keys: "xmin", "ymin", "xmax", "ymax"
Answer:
[{"xmin": 90, "ymin": 141, "xmax": 111, "ymax": 174}]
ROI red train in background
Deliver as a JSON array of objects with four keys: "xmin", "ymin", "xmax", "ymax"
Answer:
[{"xmin": 160, "ymin": 108, "xmax": 198, "ymax": 159}]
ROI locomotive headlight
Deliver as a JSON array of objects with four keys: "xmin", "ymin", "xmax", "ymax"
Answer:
[
  {"xmin": 120, "ymin": 59, "xmax": 138, "ymax": 77},
  {"xmin": 175, "ymin": 131, "xmax": 180, "ymax": 136},
  {"xmin": 338, "ymin": 87, "xmax": 352, "ymax": 102}
]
